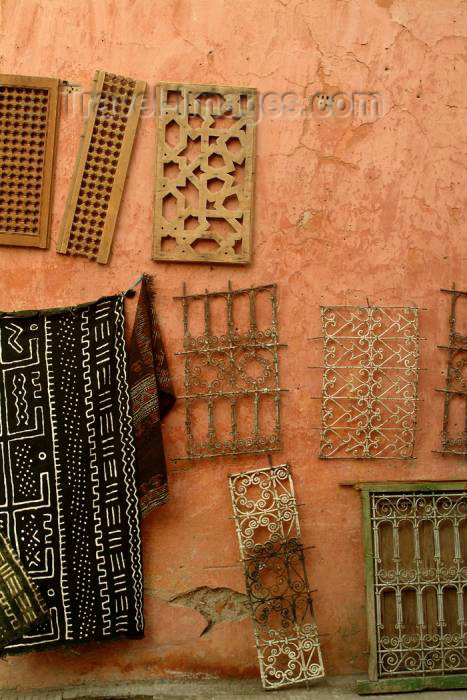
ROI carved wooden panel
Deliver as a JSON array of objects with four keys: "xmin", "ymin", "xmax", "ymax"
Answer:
[
  {"xmin": 57, "ymin": 70, "xmax": 146, "ymax": 264},
  {"xmin": 356, "ymin": 481, "xmax": 467, "ymax": 695},
  {"xmin": 229, "ymin": 464, "xmax": 325, "ymax": 690},
  {"xmin": 0, "ymin": 74, "xmax": 60, "ymax": 249},
  {"xmin": 153, "ymin": 82, "xmax": 257, "ymax": 264}
]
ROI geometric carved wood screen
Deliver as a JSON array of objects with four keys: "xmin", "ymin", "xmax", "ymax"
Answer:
[
  {"xmin": 153, "ymin": 82, "xmax": 256, "ymax": 264},
  {"xmin": 174, "ymin": 282, "xmax": 283, "ymax": 460},
  {"xmin": 57, "ymin": 70, "xmax": 146, "ymax": 264},
  {"xmin": 436, "ymin": 286, "xmax": 467, "ymax": 456},
  {"xmin": 319, "ymin": 305, "xmax": 420, "ymax": 459},
  {"xmin": 229, "ymin": 465, "xmax": 325, "ymax": 690},
  {"xmin": 356, "ymin": 481, "xmax": 467, "ymax": 695},
  {"xmin": 0, "ymin": 74, "xmax": 60, "ymax": 249}
]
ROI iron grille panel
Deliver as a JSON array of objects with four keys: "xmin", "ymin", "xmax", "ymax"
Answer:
[
  {"xmin": 175, "ymin": 283, "xmax": 284, "ymax": 460},
  {"xmin": 229, "ymin": 464, "xmax": 324, "ymax": 690},
  {"xmin": 437, "ymin": 287, "xmax": 467, "ymax": 456},
  {"xmin": 370, "ymin": 489, "xmax": 467, "ymax": 678},
  {"xmin": 319, "ymin": 305, "xmax": 420, "ymax": 459}
]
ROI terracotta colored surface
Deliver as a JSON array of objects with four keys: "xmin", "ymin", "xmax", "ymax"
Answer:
[{"xmin": 0, "ymin": 0, "xmax": 466, "ymax": 690}]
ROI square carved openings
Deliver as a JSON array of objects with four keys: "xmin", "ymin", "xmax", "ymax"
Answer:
[
  {"xmin": 153, "ymin": 82, "xmax": 257, "ymax": 264},
  {"xmin": 229, "ymin": 464, "xmax": 324, "ymax": 690},
  {"xmin": 318, "ymin": 305, "xmax": 421, "ymax": 459},
  {"xmin": 0, "ymin": 74, "xmax": 60, "ymax": 248},
  {"xmin": 175, "ymin": 282, "xmax": 284, "ymax": 460},
  {"xmin": 57, "ymin": 70, "xmax": 146, "ymax": 264},
  {"xmin": 356, "ymin": 482, "xmax": 467, "ymax": 695},
  {"xmin": 436, "ymin": 286, "xmax": 467, "ymax": 456}
]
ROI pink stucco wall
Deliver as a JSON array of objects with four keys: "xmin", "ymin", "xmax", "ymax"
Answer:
[{"xmin": 0, "ymin": 0, "xmax": 466, "ymax": 690}]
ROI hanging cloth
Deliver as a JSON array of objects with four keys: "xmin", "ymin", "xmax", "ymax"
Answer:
[
  {"xmin": 129, "ymin": 274, "xmax": 175, "ymax": 516},
  {"xmin": 0, "ymin": 294, "xmax": 144, "ymax": 652},
  {"xmin": 0, "ymin": 530, "xmax": 48, "ymax": 651}
]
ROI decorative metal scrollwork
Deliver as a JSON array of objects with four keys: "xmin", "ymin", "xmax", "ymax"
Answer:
[
  {"xmin": 318, "ymin": 305, "xmax": 421, "ymax": 459},
  {"xmin": 436, "ymin": 285, "xmax": 467, "ymax": 456},
  {"xmin": 369, "ymin": 488, "xmax": 467, "ymax": 679},
  {"xmin": 175, "ymin": 283, "xmax": 285, "ymax": 460},
  {"xmin": 229, "ymin": 464, "xmax": 324, "ymax": 690}
]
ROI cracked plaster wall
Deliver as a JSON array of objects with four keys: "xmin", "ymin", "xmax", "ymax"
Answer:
[{"xmin": 0, "ymin": 0, "xmax": 465, "ymax": 691}]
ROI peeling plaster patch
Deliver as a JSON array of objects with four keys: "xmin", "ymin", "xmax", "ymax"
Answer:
[
  {"xmin": 168, "ymin": 587, "xmax": 250, "ymax": 636},
  {"xmin": 298, "ymin": 210, "xmax": 312, "ymax": 227},
  {"xmin": 375, "ymin": 0, "xmax": 394, "ymax": 8}
]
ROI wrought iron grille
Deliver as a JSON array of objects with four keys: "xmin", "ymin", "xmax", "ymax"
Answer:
[
  {"xmin": 229, "ymin": 464, "xmax": 324, "ymax": 690},
  {"xmin": 369, "ymin": 488, "xmax": 466, "ymax": 679},
  {"xmin": 436, "ymin": 286, "xmax": 467, "ymax": 456},
  {"xmin": 319, "ymin": 305, "xmax": 420, "ymax": 459},
  {"xmin": 174, "ymin": 282, "xmax": 284, "ymax": 460}
]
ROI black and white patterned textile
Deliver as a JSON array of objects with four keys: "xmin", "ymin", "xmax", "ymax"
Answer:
[{"xmin": 0, "ymin": 294, "xmax": 143, "ymax": 651}]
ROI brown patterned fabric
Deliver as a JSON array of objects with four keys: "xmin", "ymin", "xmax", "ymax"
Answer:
[
  {"xmin": 129, "ymin": 275, "xmax": 175, "ymax": 517},
  {"xmin": 0, "ymin": 530, "xmax": 48, "ymax": 650}
]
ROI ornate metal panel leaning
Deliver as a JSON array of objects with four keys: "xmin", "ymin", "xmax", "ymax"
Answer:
[
  {"xmin": 318, "ymin": 305, "xmax": 421, "ymax": 459},
  {"xmin": 355, "ymin": 481, "xmax": 467, "ymax": 695},
  {"xmin": 57, "ymin": 70, "xmax": 146, "ymax": 263},
  {"xmin": 436, "ymin": 286, "xmax": 467, "ymax": 456},
  {"xmin": 0, "ymin": 74, "xmax": 60, "ymax": 249},
  {"xmin": 174, "ymin": 282, "xmax": 284, "ymax": 460},
  {"xmin": 153, "ymin": 81, "xmax": 257, "ymax": 264},
  {"xmin": 229, "ymin": 464, "xmax": 325, "ymax": 690}
]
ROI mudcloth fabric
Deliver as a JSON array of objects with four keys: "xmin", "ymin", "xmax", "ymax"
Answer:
[
  {"xmin": 129, "ymin": 275, "xmax": 175, "ymax": 516},
  {"xmin": 0, "ymin": 294, "xmax": 143, "ymax": 652},
  {"xmin": 0, "ymin": 530, "xmax": 48, "ymax": 650}
]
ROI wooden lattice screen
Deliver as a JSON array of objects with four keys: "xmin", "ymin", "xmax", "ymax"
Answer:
[
  {"xmin": 0, "ymin": 74, "xmax": 60, "ymax": 249},
  {"xmin": 355, "ymin": 481, "xmax": 467, "ymax": 695},
  {"xmin": 57, "ymin": 70, "xmax": 146, "ymax": 264},
  {"xmin": 153, "ymin": 82, "xmax": 257, "ymax": 264}
]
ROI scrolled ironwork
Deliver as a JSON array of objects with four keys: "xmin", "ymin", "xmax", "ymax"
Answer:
[
  {"xmin": 318, "ymin": 305, "xmax": 421, "ymax": 459},
  {"xmin": 229, "ymin": 464, "xmax": 324, "ymax": 690},
  {"xmin": 370, "ymin": 489, "xmax": 467, "ymax": 678}
]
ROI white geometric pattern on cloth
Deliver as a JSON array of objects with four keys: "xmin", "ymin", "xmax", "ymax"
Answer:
[
  {"xmin": 0, "ymin": 315, "xmax": 67, "ymax": 647},
  {"xmin": 0, "ymin": 295, "xmax": 143, "ymax": 651},
  {"xmin": 114, "ymin": 298, "xmax": 143, "ymax": 632}
]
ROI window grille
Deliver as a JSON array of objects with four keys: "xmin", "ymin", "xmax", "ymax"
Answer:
[
  {"xmin": 0, "ymin": 74, "xmax": 60, "ymax": 249},
  {"xmin": 57, "ymin": 70, "xmax": 146, "ymax": 263},
  {"xmin": 318, "ymin": 305, "xmax": 420, "ymax": 459},
  {"xmin": 356, "ymin": 482, "xmax": 467, "ymax": 695},
  {"xmin": 153, "ymin": 82, "xmax": 256, "ymax": 264},
  {"xmin": 229, "ymin": 464, "xmax": 324, "ymax": 690},
  {"xmin": 174, "ymin": 282, "xmax": 284, "ymax": 460},
  {"xmin": 436, "ymin": 286, "xmax": 467, "ymax": 456}
]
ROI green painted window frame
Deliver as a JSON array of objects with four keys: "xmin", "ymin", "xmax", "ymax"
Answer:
[{"xmin": 353, "ymin": 480, "xmax": 467, "ymax": 695}]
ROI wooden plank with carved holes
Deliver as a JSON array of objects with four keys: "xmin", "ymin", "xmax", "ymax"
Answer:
[
  {"xmin": 0, "ymin": 74, "xmax": 60, "ymax": 249},
  {"xmin": 153, "ymin": 82, "xmax": 257, "ymax": 264},
  {"xmin": 57, "ymin": 70, "xmax": 146, "ymax": 264}
]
